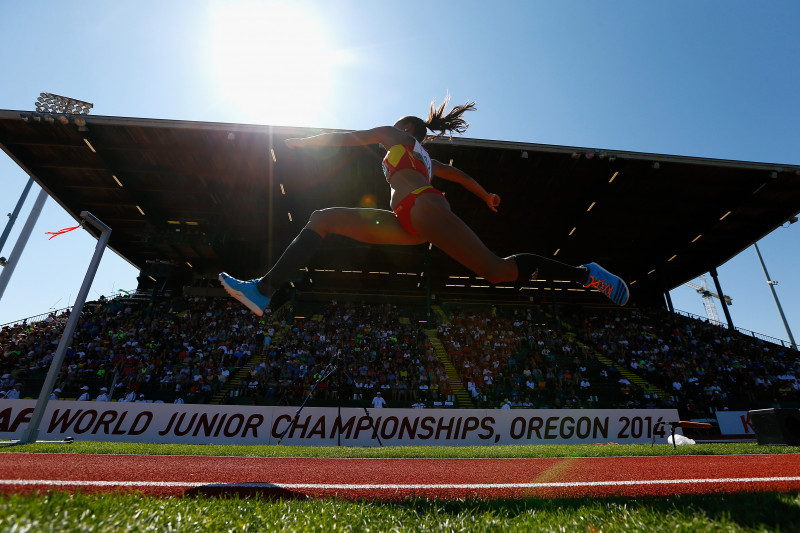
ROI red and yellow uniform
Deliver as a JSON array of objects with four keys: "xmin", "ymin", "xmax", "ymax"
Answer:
[
  {"xmin": 393, "ymin": 185, "xmax": 445, "ymax": 235},
  {"xmin": 382, "ymin": 140, "xmax": 433, "ymax": 183},
  {"xmin": 382, "ymin": 141, "xmax": 442, "ymax": 234}
]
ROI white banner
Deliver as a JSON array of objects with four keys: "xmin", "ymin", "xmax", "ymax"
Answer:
[
  {"xmin": 715, "ymin": 411, "xmax": 756, "ymax": 435},
  {"xmin": 0, "ymin": 401, "xmax": 679, "ymax": 446}
]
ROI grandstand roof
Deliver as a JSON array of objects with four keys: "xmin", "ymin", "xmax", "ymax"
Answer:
[{"xmin": 1, "ymin": 110, "xmax": 799, "ymax": 307}]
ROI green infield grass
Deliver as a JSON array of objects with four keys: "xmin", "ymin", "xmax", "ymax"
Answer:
[
  {"xmin": 1, "ymin": 441, "xmax": 799, "ymax": 532},
  {"xmin": 1, "ymin": 440, "xmax": 798, "ymax": 458}
]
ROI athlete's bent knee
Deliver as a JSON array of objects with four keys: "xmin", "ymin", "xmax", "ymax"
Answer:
[
  {"xmin": 476, "ymin": 259, "xmax": 516, "ymax": 285},
  {"xmin": 306, "ymin": 209, "xmax": 334, "ymax": 236},
  {"xmin": 481, "ymin": 269, "xmax": 508, "ymax": 285}
]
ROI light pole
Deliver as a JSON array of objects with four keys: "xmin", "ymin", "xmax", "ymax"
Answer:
[
  {"xmin": 24, "ymin": 91, "xmax": 93, "ymax": 121},
  {"xmin": 753, "ymin": 242, "xmax": 797, "ymax": 350},
  {"xmin": 20, "ymin": 92, "xmax": 93, "ymax": 131}
]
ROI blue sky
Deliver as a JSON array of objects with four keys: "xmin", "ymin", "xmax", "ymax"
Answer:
[{"xmin": 1, "ymin": 1, "xmax": 798, "ymax": 345}]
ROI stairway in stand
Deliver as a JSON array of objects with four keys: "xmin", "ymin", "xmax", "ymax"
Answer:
[
  {"xmin": 593, "ymin": 353, "xmax": 669, "ymax": 399},
  {"xmin": 211, "ymin": 343, "xmax": 264, "ymax": 404},
  {"xmin": 210, "ymin": 303, "xmax": 291, "ymax": 404},
  {"xmin": 424, "ymin": 328, "xmax": 475, "ymax": 409},
  {"xmin": 560, "ymin": 329, "xmax": 669, "ymax": 400},
  {"xmin": 431, "ymin": 305, "xmax": 449, "ymax": 325}
]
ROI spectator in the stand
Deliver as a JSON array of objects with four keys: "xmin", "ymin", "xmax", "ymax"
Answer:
[
  {"xmin": 119, "ymin": 387, "xmax": 137, "ymax": 403},
  {"xmin": 96, "ymin": 387, "xmax": 110, "ymax": 402},
  {"xmin": 77, "ymin": 386, "xmax": 90, "ymax": 401},
  {"xmin": 49, "ymin": 388, "xmax": 61, "ymax": 400},
  {"xmin": 396, "ymin": 380, "xmax": 408, "ymax": 401},
  {"xmin": 5, "ymin": 383, "xmax": 22, "ymax": 399},
  {"xmin": 0, "ymin": 374, "xmax": 14, "ymax": 390},
  {"xmin": 371, "ymin": 391, "xmax": 386, "ymax": 408}
]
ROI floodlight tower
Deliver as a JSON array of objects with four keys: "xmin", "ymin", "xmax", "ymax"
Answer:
[
  {"xmin": 753, "ymin": 242, "xmax": 797, "ymax": 350},
  {"xmin": 28, "ymin": 92, "xmax": 93, "ymax": 124},
  {"xmin": 0, "ymin": 93, "xmax": 94, "ymax": 302}
]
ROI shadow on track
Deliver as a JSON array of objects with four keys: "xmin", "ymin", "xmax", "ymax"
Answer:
[{"xmin": 185, "ymin": 483, "xmax": 310, "ymax": 500}]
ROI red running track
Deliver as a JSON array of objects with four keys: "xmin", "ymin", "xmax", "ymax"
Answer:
[{"xmin": 1, "ymin": 453, "xmax": 799, "ymax": 500}]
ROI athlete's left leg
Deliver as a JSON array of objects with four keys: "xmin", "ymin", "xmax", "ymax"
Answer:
[
  {"xmin": 221, "ymin": 207, "xmax": 425, "ymax": 315},
  {"xmin": 255, "ymin": 207, "xmax": 425, "ymax": 295}
]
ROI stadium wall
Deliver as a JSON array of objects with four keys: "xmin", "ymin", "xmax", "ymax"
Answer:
[{"xmin": 0, "ymin": 400, "xmax": 679, "ymax": 446}]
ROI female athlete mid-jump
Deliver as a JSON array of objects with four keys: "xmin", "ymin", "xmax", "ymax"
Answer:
[{"xmin": 220, "ymin": 97, "xmax": 628, "ymax": 315}]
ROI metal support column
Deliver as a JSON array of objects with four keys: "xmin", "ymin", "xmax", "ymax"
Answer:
[
  {"xmin": 18, "ymin": 212, "xmax": 111, "ymax": 444},
  {"xmin": 425, "ymin": 247, "xmax": 432, "ymax": 328},
  {"xmin": 549, "ymin": 280, "xmax": 561, "ymax": 330},
  {"xmin": 664, "ymin": 289, "xmax": 675, "ymax": 314},
  {"xmin": 0, "ymin": 176, "xmax": 34, "ymax": 254},
  {"xmin": 0, "ymin": 187, "xmax": 48, "ymax": 302},
  {"xmin": 709, "ymin": 267, "xmax": 734, "ymax": 331},
  {"xmin": 663, "ymin": 288, "xmax": 677, "ymax": 328}
]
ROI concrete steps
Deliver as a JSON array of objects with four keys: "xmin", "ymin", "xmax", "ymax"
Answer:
[
  {"xmin": 210, "ymin": 302, "xmax": 291, "ymax": 404},
  {"xmin": 424, "ymin": 328, "xmax": 474, "ymax": 408}
]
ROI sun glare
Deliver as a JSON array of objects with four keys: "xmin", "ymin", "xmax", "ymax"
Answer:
[{"xmin": 209, "ymin": 2, "xmax": 342, "ymax": 125}]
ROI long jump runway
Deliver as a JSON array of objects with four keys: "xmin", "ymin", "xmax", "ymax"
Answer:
[{"xmin": 1, "ymin": 453, "xmax": 799, "ymax": 500}]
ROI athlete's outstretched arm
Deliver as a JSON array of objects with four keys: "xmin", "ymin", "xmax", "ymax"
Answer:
[
  {"xmin": 285, "ymin": 126, "xmax": 405, "ymax": 150},
  {"xmin": 432, "ymin": 159, "xmax": 501, "ymax": 212}
]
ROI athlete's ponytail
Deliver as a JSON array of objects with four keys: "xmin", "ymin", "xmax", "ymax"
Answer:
[
  {"xmin": 397, "ymin": 95, "xmax": 476, "ymax": 143},
  {"xmin": 425, "ymin": 95, "xmax": 476, "ymax": 141}
]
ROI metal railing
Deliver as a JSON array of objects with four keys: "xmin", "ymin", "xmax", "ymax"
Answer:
[
  {"xmin": 674, "ymin": 308, "xmax": 796, "ymax": 350},
  {"xmin": 0, "ymin": 289, "xmax": 145, "ymax": 329},
  {"xmin": 0, "ymin": 307, "xmax": 73, "ymax": 329}
]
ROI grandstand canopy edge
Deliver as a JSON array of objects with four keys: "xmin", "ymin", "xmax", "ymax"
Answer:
[{"xmin": 1, "ymin": 109, "xmax": 799, "ymax": 308}]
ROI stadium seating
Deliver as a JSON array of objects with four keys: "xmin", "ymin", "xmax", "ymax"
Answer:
[{"xmin": 1, "ymin": 292, "xmax": 798, "ymax": 417}]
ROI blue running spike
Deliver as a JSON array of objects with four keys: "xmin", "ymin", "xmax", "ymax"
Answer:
[
  {"xmin": 581, "ymin": 262, "xmax": 630, "ymax": 306},
  {"xmin": 218, "ymin": 272, "xmax": 271, "ymax": 316}
]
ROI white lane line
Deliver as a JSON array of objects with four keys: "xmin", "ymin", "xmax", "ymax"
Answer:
[{"xmin": 1, "ymin": 477, "xmax": 800, "ymax": 490}]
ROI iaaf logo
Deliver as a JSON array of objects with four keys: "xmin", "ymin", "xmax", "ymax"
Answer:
[{"xmin": 0, "ymin": 407, "xmax": 32, "ymax": 433}]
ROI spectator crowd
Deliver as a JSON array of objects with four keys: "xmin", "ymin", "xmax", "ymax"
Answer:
[{"xmin": 1, "ymin": 292, "xmax": 798, "ymax": 419}]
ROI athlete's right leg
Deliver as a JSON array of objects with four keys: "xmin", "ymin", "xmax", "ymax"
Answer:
[
  {"xmin": 407, "ymin": 193, "xmax": 585, "ymax": 285},
  {"xmin": 408, "ymin": 194, "xmax": 627, "ymax": 304}
]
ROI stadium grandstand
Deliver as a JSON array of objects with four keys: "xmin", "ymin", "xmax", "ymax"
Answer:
[{"xmin": 1, "ymin": 110, "xmax": 799, "ymax": 426}]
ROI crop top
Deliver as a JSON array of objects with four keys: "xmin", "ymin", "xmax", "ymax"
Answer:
[{"xmin": 382, "ymin": 139, "xmax": 433, "ymax": 183}]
